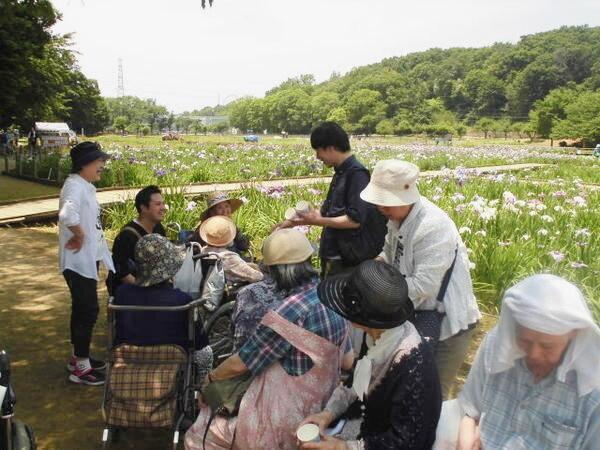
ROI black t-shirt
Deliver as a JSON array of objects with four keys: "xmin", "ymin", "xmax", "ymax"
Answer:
[
  {"xmin": 109, "ymin": 220, "xmax": 166, "ymax": 294},
  {"xmin": 320, "ymin": 155, "xmax": 372, "ymax": 259}
]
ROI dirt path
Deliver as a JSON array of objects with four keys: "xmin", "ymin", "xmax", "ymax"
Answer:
[
  {"xmin": 0, "ymin": 227, "xmax": 178, "ymax": 449},
  {"xmin": 0, "ymin": 226, "xmax": 495, "ymax": 449},
  {"xmin": 0, "ymin": 163, "xmax": 547, "ymax": 224}
]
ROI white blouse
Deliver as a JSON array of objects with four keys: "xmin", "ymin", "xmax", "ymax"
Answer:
[
  {"xmin": 58, "ymin": 174, "xmax": 114, "ymax": 280},
  {"xmin": 380, "ymin": 197, "xmax": 480, "ymax": 341}
]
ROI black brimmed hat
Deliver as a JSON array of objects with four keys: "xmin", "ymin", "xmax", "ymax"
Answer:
[
  {"xmin": 317, "ymin": 260, "xmax": 413, "ymax": 329},
  {"xmin": 70, "ymin": 141, "xmax": 109, "ymax": 172}
]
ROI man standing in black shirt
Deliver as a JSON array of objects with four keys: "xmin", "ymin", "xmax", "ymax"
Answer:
[
  {"xmin": 277, "ymin": 122, "xmax": 386, "ymax": 278},
  {"xmin": 109, "ymin": 185, "xmax": 167, "ymax": 294}
]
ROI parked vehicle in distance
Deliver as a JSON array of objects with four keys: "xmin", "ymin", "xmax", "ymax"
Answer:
[
  {"xmin": 243, "ymin": 134, "xmax": 259, "ymax": 142},
  {"xmin": 162, "ymin": 132, "xmax": 180, "ymax": 141}
]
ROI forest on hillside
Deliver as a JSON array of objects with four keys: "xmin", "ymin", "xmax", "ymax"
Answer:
[{"xmin": 225, "ymin": 26, "xmax": 600, "ymax": 144}]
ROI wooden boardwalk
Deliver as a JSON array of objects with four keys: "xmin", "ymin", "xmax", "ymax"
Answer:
[{"xmin": 0, "ymin": 163, "xmax": 546, "ymax": 224}]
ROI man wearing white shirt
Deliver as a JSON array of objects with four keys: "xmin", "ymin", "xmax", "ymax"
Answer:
[{"xmin": 58, "ymin": 142, "xmax": 114, "ymax": 386}]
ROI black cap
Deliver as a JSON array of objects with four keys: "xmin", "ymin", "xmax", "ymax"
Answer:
[
  {"xmin": 317, "ymin": 260, "xmax": 414, "ymax": 329},
  {"xmin": 70, "ymin": 141, "xmax": 109, "ymax": 172}
]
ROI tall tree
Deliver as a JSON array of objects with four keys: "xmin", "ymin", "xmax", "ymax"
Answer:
[
  {"xmin": 506, "ymin": 57, "xmax": 561, "ymax": 117},
  {"xmin": 0, "ymin": 0, "xmax": 58, "ymax": 128},
  {"xmin": 263, "ymin": 88, "xmax": 312, "ymax": 133},
  {"xmin": 1, "ymin": 1, "xmax": 109, "ymax": 132},
  {"xmin": 345, "ymin": 89, "xmax": 386, "ymax": 134},
  {"xmin": 529, "ymin": 85, "xmax": 579, "ymax": 138},
  {"xmin": 552, "ymin": 91, "xmax": 600, "ymax": 146}
]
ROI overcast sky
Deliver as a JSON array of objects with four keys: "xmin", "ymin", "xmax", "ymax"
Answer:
[{"xmin": 50, "ymin": 0, "xmax": 600, "ymax": 113}]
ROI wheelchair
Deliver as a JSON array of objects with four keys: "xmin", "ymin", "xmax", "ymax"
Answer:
[
  {"xmin": 101, "ymin": 297, "xmax": 207, "ymax": 449},
  {"xmin": 167, "ymin": 222, "xmax": 255, "ymax": 366},
  {"xmin": 194, "ymin": 254, "xmax": 247, "ymax": 367}
]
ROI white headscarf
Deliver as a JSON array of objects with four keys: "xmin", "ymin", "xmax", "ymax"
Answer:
[{"xmin": 491, "ymin": 274, "xmax": 600, "ymax": 396}]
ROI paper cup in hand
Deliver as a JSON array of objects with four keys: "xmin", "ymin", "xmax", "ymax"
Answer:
[
  {"xmin": 297, "ymin": 423, "xmax": 320, "ymax": 443},
  {"xmin": 284, "ymin": 207, "xmax": 297, "ymax": 220},
  {"xmin": 295, "ymin": 200, "xmax": 311, "ymax": 214}
]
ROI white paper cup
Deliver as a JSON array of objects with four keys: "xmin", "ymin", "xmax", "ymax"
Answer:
[
  {"xmin": 295, "ymin": 200, "xmax": 311, "ymax": 214},
  {"xmin": 296, "ymin": 423, "xmax": 320, "ymax": 443},
  {"xmin": 284, "ymin": 207, "xmax": 297, "ymax": 220}
]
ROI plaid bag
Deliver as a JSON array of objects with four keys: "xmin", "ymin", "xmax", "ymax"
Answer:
[{"xmin": 104, "ymin": 344, "xmax": 187, "ymax": 428}]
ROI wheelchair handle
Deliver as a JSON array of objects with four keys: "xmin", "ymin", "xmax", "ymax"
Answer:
[{"xmin": 107, "ymin": 297, "xmax": 207, "ymax": 312}]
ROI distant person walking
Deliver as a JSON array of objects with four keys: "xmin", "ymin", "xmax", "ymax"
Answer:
[
  {"xmin": 58, "ymin": 142, "xmax": 114, "ymax": 386},
  {"xmin": 0, "ymin": 129, "xmax": 8, "ymax": 155},
  {"xmin": 27, "ymin": 126, "xmax": 37, "ymax": 158}
]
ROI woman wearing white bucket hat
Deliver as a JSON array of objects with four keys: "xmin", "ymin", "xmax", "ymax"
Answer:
[{"xmin": 360, "ymin": 160, "xmax": 481, "ymax": 399}]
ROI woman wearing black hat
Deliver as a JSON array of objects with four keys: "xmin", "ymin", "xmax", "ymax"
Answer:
[
  {"xmin": 299, "ymin": 260, "xmax": 441, "ymax": 450},
  {"xmin": 58, "ymin": 142, "xmax": 114, "ymax": 386}
]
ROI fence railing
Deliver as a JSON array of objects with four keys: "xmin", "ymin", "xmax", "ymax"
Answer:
[{"xmin": 2, "ymin": 145, "xmax": 67, "ymax": 185}]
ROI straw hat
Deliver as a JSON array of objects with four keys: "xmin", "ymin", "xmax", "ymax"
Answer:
[
  {"xmin": 261, "ymin": 229, "xmax": 315, "ymax": 266},
  {"xmin": 200, "ymin": 191, "xmax": 243, "ymax": 221},
  {"xmin": 199, "ymin": 215, "xmax": 237, "ymax": 248},
  {"xmin": 135, "ymin": 234, "xmax": 185, "ymax": 287},
  {"xmin": 317, "ymin": 260, "xmax": 413, "ymax": 329},
  {"xmin": 360, "ymin": 160, "xmax": 420, "ymax": 207}
]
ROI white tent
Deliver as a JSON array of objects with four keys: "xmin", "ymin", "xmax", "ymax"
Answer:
[
  {"xmin": 34, "ymin": 122, "xmax": 72, "ymax": 148},
  {"xmin": 35, "ymin": 122, "xmax": 71, "ymax": 133}
]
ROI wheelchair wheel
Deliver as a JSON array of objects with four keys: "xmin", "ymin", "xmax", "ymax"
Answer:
[
  {"xmin": 11, "ymin": 419, "xmax": 36, "ymax": 450},
  {"xmin": 204, "ymin": 302, "xmax": 235, "ymax": 367}
]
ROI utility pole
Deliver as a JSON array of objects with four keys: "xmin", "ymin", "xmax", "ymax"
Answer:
[{"xmin": 117, "ymin": 58, "xmax": 125, "ymax": 98}]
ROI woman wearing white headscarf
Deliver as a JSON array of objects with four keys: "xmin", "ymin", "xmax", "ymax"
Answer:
[{"xmin": 457, "ymin": 274, "xmax": 600, "ymax": 450}]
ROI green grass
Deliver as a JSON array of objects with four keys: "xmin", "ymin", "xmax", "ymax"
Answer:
[
  {"xmin": 0, "ymin": 175, "xmax": 59, "ymax": 202},
  {"xmin": 9, "ymin": 135, "xmax": 593, "ymax": 190},
  {"xmin": 523, "ymin": 158, "xmax": 600, "ymax": 183}
]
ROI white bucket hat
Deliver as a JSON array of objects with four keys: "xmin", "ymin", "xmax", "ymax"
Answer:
[{"xmin": 360, "ymin": 160, "xmax": 420, "ymax": 207}]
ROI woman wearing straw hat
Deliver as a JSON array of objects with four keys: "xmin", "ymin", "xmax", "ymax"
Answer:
[
  {"xmin": 298, "ymin": 260, "xmax": 441, "ymax": 450},
  {"xmin": 199, "ymin": 215, "xmax": 263, "ymax": 284},
  {"xmin": 184, "ymin": 230, "xmax": 353, "ymax": 450},
  {"xmin": 360, "ymin": 160, "xmax": 481, "ymax": 400},
  {"xmin": 232, "ymin": 228, "xmax": 320, "ymax": 351},
  {"xmin": 191, "ymin": 191, "xmax": 250, "ymax": 257}
]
